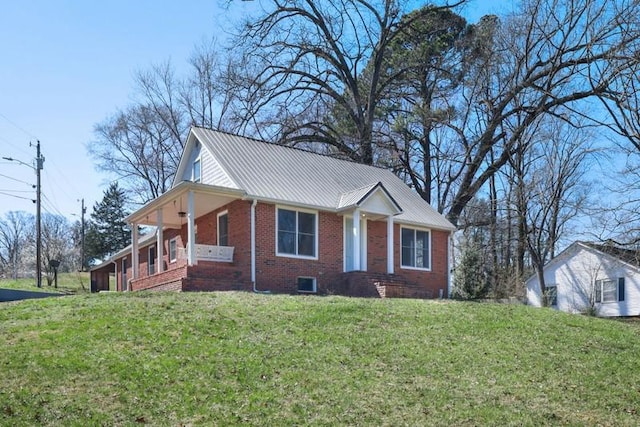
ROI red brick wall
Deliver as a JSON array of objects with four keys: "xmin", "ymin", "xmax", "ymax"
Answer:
[
  {"xmin": 114, "ymin": 198, "xmax": 451, "ymax": 299},
  {"xmin": 393, "ymin": 228, "xmax": 450, "ymax": 298},
  {"xmin": 254, "ymin": 203, "xmax": 343, "ymax": 293}
]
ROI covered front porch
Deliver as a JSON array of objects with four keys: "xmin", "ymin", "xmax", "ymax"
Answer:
[{"xmin": 124, "ymin": 181, "xmax": 247, "ymax": 290}]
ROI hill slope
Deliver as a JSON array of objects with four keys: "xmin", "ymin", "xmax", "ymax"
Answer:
[{"xmin": 1, "ymin": 292, "xmax": 639, "ymax": 425}]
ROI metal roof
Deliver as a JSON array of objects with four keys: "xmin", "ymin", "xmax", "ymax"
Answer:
[{"xmin": 190, "ymin": 127, "xmax": 456, "ymax": 231}]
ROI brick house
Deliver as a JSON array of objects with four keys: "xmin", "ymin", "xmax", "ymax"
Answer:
[{"xmin": 90, "ymin": 127, "xmax": 456, "ymax": 298}]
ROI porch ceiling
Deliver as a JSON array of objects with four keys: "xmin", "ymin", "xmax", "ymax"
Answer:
[{"xmin": 127, "ymin": 181, "xmax": 245, "ymax": 227}]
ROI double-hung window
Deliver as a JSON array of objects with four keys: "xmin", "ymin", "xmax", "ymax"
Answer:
[
  {"xmin": 595, "ymin": 278, "xmax": 625, "ymax": 303},
  {"xmin": 169, "ymin": 238, "xmax": 177, "ymax": 263},
  {"xmin": 401, "ymin": 227, "xmax": 430, "ymax": 270},
  {"xmin": 277, "ymin": 208, "xmax": 317, "ymax": 258},
  {"xmin": 218, "ymin": 211, "xmax": 229, "ymax": 246}
]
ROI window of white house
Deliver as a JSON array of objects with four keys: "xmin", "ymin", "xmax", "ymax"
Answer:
[
  {"xmin": 401, "ymin": 227, "xmax": 430, "ymax": 270},
  {"xmin": 169, "ymin": 238, "xmax": 177, "ymax": 263},
  {"xmin": 277, "ymin": 207, "xmax": 317, "ymax": 258},
  {"xmin": 546, "ymin": 285, "xmax": 558, "ymax": 306},
  {"xmin": 595, "ymin": 278, "xmax": 625, "ymax": 303},
  {"xmin": 298, "ymin": 277, "xmax": 316, "ymax": 293},
  {"xmin": 193, "ymin": 158, "xmax": 201, "ymax": 183},
  {"xmin": 148, "ymin": 246, "xmax": 156, "ymax": 275},
  {"xmin": 218, "ymin": 211, "xmax": 229, "ymax": 246}
]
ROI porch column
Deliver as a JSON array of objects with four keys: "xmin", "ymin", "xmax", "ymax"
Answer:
[
  {"xmin": 387, "ymin": 215, "xmax": 394, "ymax": 274},
  {"xmin": 187, "ymin": 190, "xmax": 196, "ymax": 266},
  {"xmin": 156, "ymin": 208, "xmax": 164, "ymax": 273},
  {"xmin": 131, "ymin": 223, "xmax": 139, "ymax": 280},
  {"xmin": 353, "ymin": 209, "xmax": 361, "ymax": 271}
]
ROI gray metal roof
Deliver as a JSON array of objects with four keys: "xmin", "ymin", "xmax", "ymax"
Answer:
[{"xmin": 190, "ymin": 127, "xmax": 456, "ymax": 231}]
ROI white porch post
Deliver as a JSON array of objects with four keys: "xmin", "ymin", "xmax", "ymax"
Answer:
[
  {"xmin": 353, "ymin": 209, "xmax": 361, "ymax": 271},
  {"xmin": 156, "ymin": 208, "xmax": 164, "ymax": 273},
  {"xmin": 387, "ymin": 215, "xmax": 394, "ymax": 274},
  {"xmin": 131, "ymin": 223, "xmax": 139, "ymax": 280},
  {"xmin": 187, "ymin": 190, "xmax": 196, "ymax": 266}
]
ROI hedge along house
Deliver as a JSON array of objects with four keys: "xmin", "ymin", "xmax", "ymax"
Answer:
[{"xmin": 90, "ymin": 127, "xmax": 456, "ymax": 298}]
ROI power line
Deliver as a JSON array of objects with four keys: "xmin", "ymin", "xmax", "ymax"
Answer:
[
  {"xmin": 0, "ymin": 172, "xmax": 34, "ymax": 187},
  {"xmin": 0, "ymin": 189, "xmax": 34, "ymax": 193},
  {"xmin": 0, "ymin": 134, "xmax": 32, "ymax": 158},
  {"xmin": 42, "ymin": 193, "xmax": 66, "ymax": 218},
  {"xmin": 44, "ymin": 157, "xmax": 83, "ymax": 202},
  {"xmin": 0, "ymin": 191, "xmax": 35, "ymax": 202},
  {"xmin": 0, "ymin": 111, "xmax": 39, "ymax": 140}
]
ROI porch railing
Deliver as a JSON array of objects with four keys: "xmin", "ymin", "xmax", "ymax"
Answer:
[{"xmin": 178, "ymin": 244, "xmax": 235, "ymax": 263}]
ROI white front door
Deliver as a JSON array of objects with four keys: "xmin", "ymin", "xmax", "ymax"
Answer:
[{"xmin": 344, "ymin": 215, "xmax": 367, "ymax": 272}]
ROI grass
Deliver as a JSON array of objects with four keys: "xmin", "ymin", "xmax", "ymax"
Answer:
[
  {"xmin": 1, "ymin": 292, "xmax": 640, "ymax": 426},
  {"xmin": 0, "ymin": 272, "xmax": 92, "ymax": 294}
]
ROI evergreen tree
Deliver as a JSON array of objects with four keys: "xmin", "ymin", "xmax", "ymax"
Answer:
[
  {"xmin": 452, "ymin": 233, "xmax": 491, "ymax": 300},
  {"xmin": 85, "ymin": 183, "xmax": 131, "ymax": 263}
]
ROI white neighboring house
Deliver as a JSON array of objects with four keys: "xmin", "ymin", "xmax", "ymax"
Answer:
[{"xmin": 526, "ymin": 241, "xmax": 640, "ymax": 317}]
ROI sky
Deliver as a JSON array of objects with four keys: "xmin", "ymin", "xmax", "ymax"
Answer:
[{"xmin": 0, "ymin": 0, "xmax": 508, "ymax": 224}]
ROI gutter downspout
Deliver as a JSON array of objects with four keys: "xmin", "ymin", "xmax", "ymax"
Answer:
[
  {"xmin": 447, "ymin": 230, "xmax": 454, "ymax": 298},
  {"xmin": 251, "ymin": 199, "xmax": 270, "ymax": 294}
]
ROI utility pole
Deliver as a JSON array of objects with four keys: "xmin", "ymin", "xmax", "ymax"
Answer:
[
  {"xmin": 35, "ymin": 140, "xmax": 44, "ymax": 288},
  {"xmin": 80, "ymin": 198, "xmax": 86, "ymax": 271},
  {"xmin": 2, "ymin": 141, "xmax": 44, "ymax": 287}
]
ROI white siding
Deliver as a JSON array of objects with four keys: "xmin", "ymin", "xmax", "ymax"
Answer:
[
  {"xmin": 200, "ymin": 145, "xmax": 237, "ymax": 188},
  {"xmin": 526, "ymin": 243, "xmax": 640, "ymax": 317}
]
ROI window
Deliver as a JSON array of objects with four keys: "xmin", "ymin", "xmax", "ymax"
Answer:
[
  {"xmin": 193, "ymin": 158, "xmax": 201, "ymax": 183},
  {"xmin": 595, "ymin": 278, "xmax": 625, "ymax": 303},
  {"xmin": 401, "ymin": 227, "xmax": 430, "ymax": 269},
  {"xmin": 546, "ymin": 285, "xmax": 558, "ymax": 306},
  {"xmin": 218, "ymin": 211, "xmax": 229, "ymax": 246},
  {"xmin": 148, "ymin": 246, "xmax": 156, "ymax": 275},
  {"xmin": 277, "ymin": 208, "xmax": 317, "ymax": 258},
  {"xmin": 298, "ymin": 277, "xmax": 316, "ymax": 293},
  {"xmin": 121, "ymin": 258, "xmax": 127, "ymax": 291},
  {"xmin": 169, "ymin": 238, "xmax": 177, "ymax": 263}
]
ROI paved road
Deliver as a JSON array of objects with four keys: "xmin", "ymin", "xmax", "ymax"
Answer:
[{"xmin": 0, "ymin": 288, "xmax": 64, "ymax": 302}]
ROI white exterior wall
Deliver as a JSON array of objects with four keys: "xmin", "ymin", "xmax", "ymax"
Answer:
[
  {"xmin": 526, "ymin": 244, "xmax": 640, "ymax": 317},
  {"xmin": 178, "ymin": 140, "xmax": 238, "ymax": 189},
  {"xmin": 200, "ymin": 144, "xmax": 237, "ymax": 188}
]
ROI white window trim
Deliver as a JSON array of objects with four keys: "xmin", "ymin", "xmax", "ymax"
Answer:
[
  {"xmin": 595, "ymin": 278, "xmax": 619, "ymax": 304},
  {"xmin": 275, "ymin": 205, "xmax": 319, "ymax": 260},
  {"xmin": 192, "ymin": 157, "xmax": 201, "ymax": 183},
  {"xmin": 400, "ymin": 226, "xmax": 432, "ymax": 271},
  {"xmin": 169, "ymin": 237, "xmax": 177, "ymax": 263},
  {"xmin": 217, "ymin": 210, "xmax": 229, "ymax": 246},
  {"xmin": 297, "ymin": 276, "xmax": 317, "ymax": 293},
  {"xmin": 148, "ymin": 245, "xmax": 156, "ymax": 275}
]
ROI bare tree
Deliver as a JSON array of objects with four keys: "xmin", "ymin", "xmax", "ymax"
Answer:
[
  {"xmin": 523, "ymin": 120, "xmax": 594, "ymax": 304},
  {"xmin": 40, "ymin": 213, "xmax": 74, "ymax": 287},
  {"xmin": 441, "ymin": 0, "xmax": 640, "ymax": 226},
  {"xmin": 229, "ymin": 0, "xmax": 464, "ymax": 164},
  {"xmin": 90, "ymin": 104, "xmax": 178, "ymax": 203},
  {"xmin": 0, "ymin": 211, "xmax": 33, "ymax": 280},
  {"xmin": 89, "ymin": 42, "xmax": 232, "ymax": 204}
]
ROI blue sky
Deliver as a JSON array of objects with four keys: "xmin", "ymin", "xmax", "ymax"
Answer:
[{"xmin": 0, "ymin": 0, "xmax": 507, "ymax": 222}]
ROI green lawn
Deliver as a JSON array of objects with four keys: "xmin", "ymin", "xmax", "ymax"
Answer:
[
  {"xmin": 0, "ymin": 272, "xmax": 93, "ymax": 294},
  {"xmin": 1, "ymin": 292, "xmax": 639, "ymax": 426}
]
